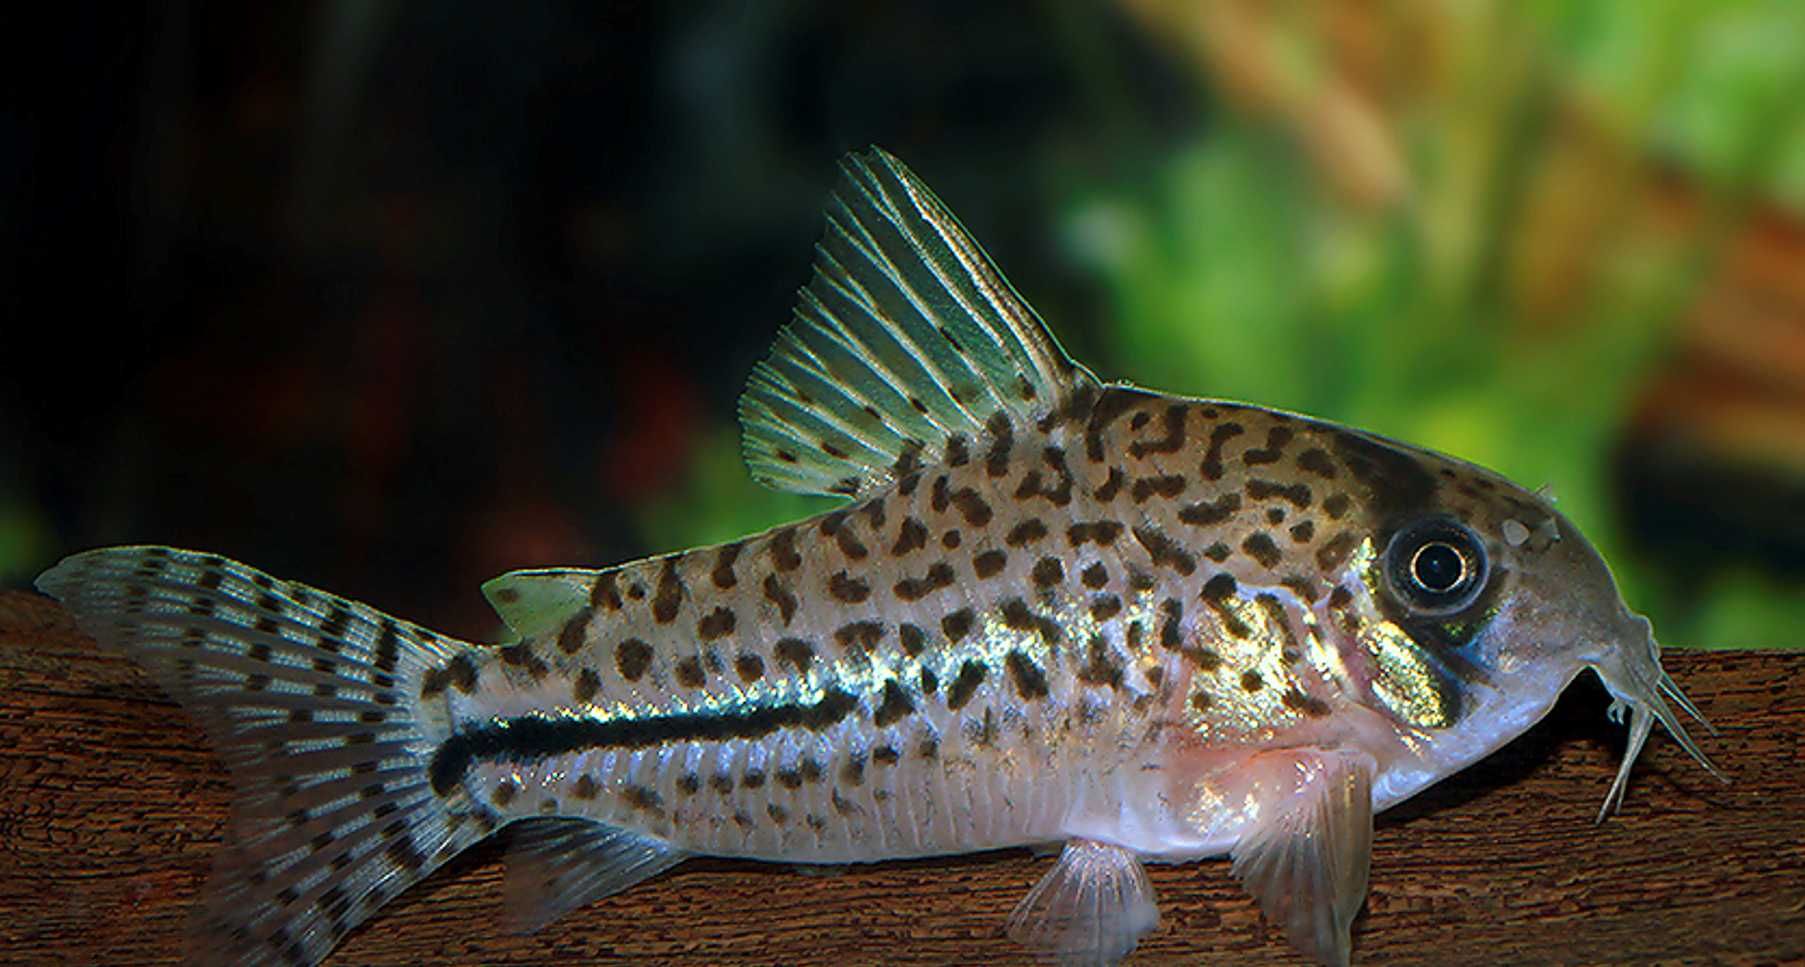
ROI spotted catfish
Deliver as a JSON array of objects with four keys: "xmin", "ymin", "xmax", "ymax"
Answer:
[{"xmin": 39, "ymin": 148, "xmax": 1723, "ymax": 966}]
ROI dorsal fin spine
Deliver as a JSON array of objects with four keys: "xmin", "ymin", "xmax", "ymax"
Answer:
[{"xmin": 737, "ymin": 147, "xmax": 1097, "ymax": 498}]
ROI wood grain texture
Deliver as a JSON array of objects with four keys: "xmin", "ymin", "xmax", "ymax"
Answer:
[{"xmin": 1, "ymin": 588, "xmax": 1800, "ymax": 965}]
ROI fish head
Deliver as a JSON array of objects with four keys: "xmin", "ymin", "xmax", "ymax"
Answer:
[{"xmin": 1310, "ymin": 426, "xmax": 1722, "ymax": 816}]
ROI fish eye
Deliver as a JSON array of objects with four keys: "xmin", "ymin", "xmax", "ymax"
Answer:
[{"xmin": 1386, "ymin": 519, "xmax": 1487, "ymax": 613}]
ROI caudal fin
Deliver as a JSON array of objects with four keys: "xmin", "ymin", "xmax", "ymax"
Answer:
[{"xmin": 38, "ymin": 546, "xmax": 490, "ymax": 966}]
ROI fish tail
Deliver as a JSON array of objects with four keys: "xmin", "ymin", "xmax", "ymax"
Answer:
[{"xmin": 38, "ymin": 546, "xmax": 490, "ymax": 966}]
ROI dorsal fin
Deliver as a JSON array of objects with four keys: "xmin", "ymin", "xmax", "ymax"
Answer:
[{"xmin": 739, "ymin": 147, "xmax": 1099, "ymax": 498}]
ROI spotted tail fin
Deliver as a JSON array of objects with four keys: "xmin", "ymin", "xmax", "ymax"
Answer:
[{"xmin": 37, "ymin": 546, "xmax": 490, "ymax": 966}]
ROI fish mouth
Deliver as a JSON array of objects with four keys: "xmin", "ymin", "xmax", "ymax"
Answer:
[{"xmin": 1588, "ymin": 615, "xmax": 1728, "ymax": 822}]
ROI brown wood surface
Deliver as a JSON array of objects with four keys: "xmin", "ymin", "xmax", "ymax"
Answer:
[{"xmin": 1, "ymin": 588, "xmax": 1800, "ymax": 965}]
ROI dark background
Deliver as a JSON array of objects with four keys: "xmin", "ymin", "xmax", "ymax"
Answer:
[{"xmin": 5, "ymin": 3, "xmax": 1802, "ymax": 645}]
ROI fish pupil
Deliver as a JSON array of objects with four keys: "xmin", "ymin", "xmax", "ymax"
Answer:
[
  {"xmin": 1411, "ymin": 542, "xmax": 1466, "ymax": 593},
  {"xmin": 1384, "ymin": 517, "xmax": 1488, "ymax": 614}
]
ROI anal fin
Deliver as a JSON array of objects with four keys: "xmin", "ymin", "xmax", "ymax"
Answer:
[
  {"xmin": 503, "ymin": 818, "xmax": 687, "ymax": 934},
  {"xmin": 1228, "ymin": 748, "xmax": 1375, "ymax": 967},
  {"xmin": 1007, "ymin": 839, "xmax": 1159, "ymax": 966}
]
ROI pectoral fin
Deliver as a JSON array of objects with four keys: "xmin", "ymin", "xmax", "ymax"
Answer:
[
  {"xmin": 1006, "ymin": 839, "xmax": 1159, "ymax": 966},
  {"xmin": 1228, "ymin": 749, "xmax": 1375, "ymax": 967}
]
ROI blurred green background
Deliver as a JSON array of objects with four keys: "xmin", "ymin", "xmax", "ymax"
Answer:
[{"xmin": 5, "ymin": 2, "xmax": 1802, "ymax": 649}]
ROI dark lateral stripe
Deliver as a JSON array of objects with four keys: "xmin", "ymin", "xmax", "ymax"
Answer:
[{"xmin": 428, "ymin": 688, "xmax": 859, "ymax": 795}]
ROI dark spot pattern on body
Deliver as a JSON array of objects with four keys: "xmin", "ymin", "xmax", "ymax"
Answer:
[
  {"xmin": 1298, "ymin": 448, "xmax": 1339, "ymax": 480},
  {"xmin": 557, "ymin": 611, "xmax": 591, "ymax": 655},
  {"xmin": 1081, "ymin": 562, "xmax": 1109, "ymax": 588},
  {"xmin": 1283, "ymin": 688, "xmax": 1332, "ymax": 718},
  {"xmin": 1259, "ymin": 594, "xmax": 1300, "ymax": 652},
  {"xmin": 1323, "ymin": 493, "xmax": 1353, "ymax": 519},
  {"xmin": 616, "ymin": 639, "xmax": 653, "ymax": 682},
  {"xmin": 946, "ymin": 660, "xmax": 986, "ymax": 710},
  {"xmin": 770, "ymin": 529, "xmax": 802, "ymax": 572},
  {"xmin": 1180, "ymin": 493, "xmax": 1241, "ymax": 527},
  {"xmin": 775, "ymin": 637, "xmax": 815, "ymax": 672},
  {"xmin": 945, "ymin": 433, "xmax": 971, "ymax": 467},
  {"xmin": 863, "ymin": 494, "xmax": 888, "ymax": 529},
  {"xmin": 1200, "ymin": 423, "xmax": 1246, "ymax": 481},
  {"xmin": 974, "ymin": 549, "xmax": 1008, "ymax": 579},
  {"xmin": 1093, "ymin": 467, "xmax": 1125, "ymax": 502},
  {"xmin": 1090, "ymin": 594, "xmax": 1122, "ymax": 621},
  {"xmin": 834, "ymin": 621, "xmax": 884, "ymax": 653},
  {"xmin": 698, "ymin": 607, "xmax": 736, "ymax": 641},
  {"xmin": 1133, "ymin": 525, "xmax": 1197, "ymax": 575},
  {"xmin": 1248, "ymin": 479, "xmax": 1313, "ymax": 509},
  {"xmin": 985, "ymin": 412, "xmax": 1014, "ymax": 478},
  {"xmin": 1021, "ymin": 447, "xmax": 1076, "ymax": 506},
  {"xmin": 1006, "ymin": 650, "xmax": 1050, "ymax": 700},
  {"xmin": 899, "ymin": 623, "xmax": 927, "ymax": 656},
  {"xmin": 733, "ymin": 653, "xmax": 765, "ymax": 683},
  {"xmin": 421, "ymin": 654, "xmax": 478, "ymax": 697},
  {"xmin": 1201, "ymin": 578, "xmax": 1253, "ymax": 638},
  {"xmin": 652, "ymin": 560, "xmax": 684, "ymax": 624},
  {"xmin": 1068, "ymin": 520, "xmax": 1124, "ymax": 547},
  {"xmin": 574, "ymin": 668, "xmax": 601, "ymax": 704},
  {"xmin": 893, "ymin": 518, "xmax": 929, "ymax": 556},
  {"xmin": 874, "ymin": 679, "xmax": 916, "ymax": 727},
  {"xmin": 1290, "ymin": 520, "xmax": 1315, "ymax": 543},
  {"xmin": 942, "ymin": 608, "xmax": 975, "ymax": 641},
  {"xmin": 891, "ymin": 441, "xmax": 924, "ymax": 479},
  {"xmin": 1282, "ymin": 575, "xmax": 1323, "ymax": 602},
  {"xmin": 1084, "ymin": 387, "xmax": 1142, "ymax": 462},
  {"xmin": 1242, "ymin": 532, "xmax": 1283, "ymax": 569},
  {"xmin": 829, "ymin": 571, "xmax": 871, "ymax": 604},
  {"xmin": 1243, "ymin": 427, "xmax": 1293, "ymax": 466},
  {"xmin": 1006, "ymin": 519, "xmax": 1049, "ymax": 547},
  {"xmin": 1001, "ymin": 598, "xmax": 1061, "ymax": 643},
  {"xmin": 712, "ymin": 544, "xmax": 742, "ymax": 589},
  {"xmin": 1077, "ymin": 634, "xmax": 1124, "ymax": 688},
  {"xmin": 1131, "ymin": 475, "xmax": 1187, "ymax": 503},
  {"xmin": 763, "ymin": 574, "xmax": 798, "ymax": 625},
  {"xmin": 894, "ymin": 563, "xmax": 955, "ymax": 602},
  {"xmin": 1129, "ymin": 403, "xmax": 1189, "ymax": 458},
  {"xmin": 952, "ymin": 487, "xmax": 994, "ymax": 526}
]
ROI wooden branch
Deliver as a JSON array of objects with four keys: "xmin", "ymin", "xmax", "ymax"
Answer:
[{"xmin": 1, "ymin": 589, "xmax": 1799, "ymax": 964}]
